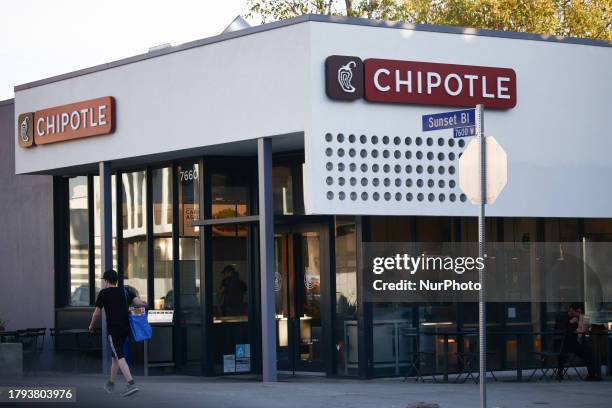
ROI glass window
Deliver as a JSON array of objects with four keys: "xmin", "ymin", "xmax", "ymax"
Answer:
[
  {"xmin": 211, "ymin": 166, "xmax": 250, "ymax": 219},
  {"xmin": 211, "ymin": 223, "xmax": 251, "ymax": 374},
  {"xmin": 93, "ymin": 175, "xmax": 118, "ymax": 297},
  {"xmin": 122, "ymin": 170, "xmax": 148, "ymax": 303},
  {"xmin": 272, "ymin": 166, "xmax": 294, "ymax": 215},
  {"xmin": 153, "ymin": 167, "xmax": 173, "ymax": 310},
  {"xmin": 335, "ymin": 217, "xmax": 358, "ymax": 375},
  {"xmin": 178, "ymin": 162, "xmax": 201, "ymax": 364},
  {"xmin": 69, "ymin": 176, "xmax": 89, "ymax": 306}
]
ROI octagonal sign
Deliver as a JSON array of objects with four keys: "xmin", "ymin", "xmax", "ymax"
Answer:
[{"xmin": 459, "ymin": 136, "xmax": 507, "ymax": 204}]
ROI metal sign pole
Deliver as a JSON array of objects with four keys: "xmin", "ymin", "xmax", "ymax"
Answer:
[{"xmin": 476, "ymin": 104, "xmax": 487, "ymax": 408}]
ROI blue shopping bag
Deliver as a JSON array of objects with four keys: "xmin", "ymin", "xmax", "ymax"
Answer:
[{"xmin": 124, "ymin": 288, "xmax": 152, "ymax": 342}]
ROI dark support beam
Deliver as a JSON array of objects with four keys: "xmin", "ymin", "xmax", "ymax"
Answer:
[
  {"xmin": 53, "ymin": 176, "xmax": 70, "ymax": 308},
  {"xmin": 199, "ymin": 158, "xmax": 213, "ymax": 376},
  {"xmin": 258, "ymin": 137, "xmax": 277, "ymax": 382},
  {"xmin": 171, "ymin": 165, "xmax": 182, "ymax": 369},
  {"xmin": 99, "ymin": 161, "xmax": 113, "ymax": 375},
  {"xmin": 357, "ymin": 216, "xmax": 373, "ymax": 378}
]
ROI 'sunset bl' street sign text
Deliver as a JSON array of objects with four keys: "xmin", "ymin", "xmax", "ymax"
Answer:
[{"xmin": 422, "ymin": 109, "xmax": 475, "ymax": 132}]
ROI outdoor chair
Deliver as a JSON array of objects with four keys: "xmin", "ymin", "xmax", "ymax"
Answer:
[
  {"xmin": 0, "ymin": 331, "xmax": 19, "ymax": 343},
  {"xmin": 26, "ymin": 328, "xmax": 47, "ymax": 352},
  {"xmin": 400, "ymin": 328, "xmax": 438, "ymax": 382},
  {"xmin": 455, "ymin": 350, "xmax": 498, "ymax": 383},
  {"xmin": 454, "ymin": 331, "xmax": 498, "ymax": 384},
  {"xmin": 528, "ymin": 332, "xmax": 584, "ymax": 382},
  {"xmin": 78, "ymin": 329, "xmax": 102, "ymax": 372},
  {"xmin": 17, "ymin": 329, "xmax": 40, "ymax": 374},
  {"xmin": 50, "ymin": 328, "xmax": 79, "ymax": 372}
]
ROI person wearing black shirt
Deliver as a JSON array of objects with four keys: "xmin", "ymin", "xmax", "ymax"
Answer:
[
  {"xmin": 89, "ymin": 270, "xmax": 147, "ymax": 396},
  {"xmin": 218, "ymin": 265, "xmax": 248, "ymax": 316},
  {"xmin": 555, "ymin": 303, "xmax": 600, "ymax": 381}
]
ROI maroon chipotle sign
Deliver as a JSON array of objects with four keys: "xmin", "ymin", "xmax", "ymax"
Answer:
[{"xmin": 325, "ymin": 55, "xmax": 516, "ymax": 109}]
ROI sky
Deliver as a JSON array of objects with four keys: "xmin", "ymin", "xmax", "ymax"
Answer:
[{"xmin": 0, "ymin": 0, "xmax": 253, "ymax": 100}]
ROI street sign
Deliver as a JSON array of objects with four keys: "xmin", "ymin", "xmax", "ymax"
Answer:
[
  {"xmin": 458, "ymin": 136, "xmax": 507, "ymax": 204},
  {"xmin": 422, "ymin": 108, "xmax": 475, "ymax": 132},
  {"xmin": 454, "ymin": 126, "xmax": 476, "ymax": 138}
]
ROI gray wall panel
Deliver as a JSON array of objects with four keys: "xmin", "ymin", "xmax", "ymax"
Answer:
[{"xmin": 0, "ymin": 102, "xmax": 54, "ymax": 333}]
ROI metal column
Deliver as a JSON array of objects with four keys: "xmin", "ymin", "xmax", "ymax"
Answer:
[
  {"xmin": 476, "ymin": 105, "xmax": 487, "ymax": 408},
  {"xmin": 258, "ymin": 138, "xmax": 277, "ymax": 382},
  {"xmin": 99, "ymin": 161, "xmax": 113, "ymax": 375}
]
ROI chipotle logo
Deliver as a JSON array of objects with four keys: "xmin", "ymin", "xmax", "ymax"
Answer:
[
  {"xmin": 17, "ymin": 96, "xmax": 115, "ymax": 148},
  {"xmin": 325, "ymin": 56, "xmax": 516, "ymax": 109}
]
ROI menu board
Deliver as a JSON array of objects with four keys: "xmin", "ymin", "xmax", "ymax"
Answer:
[{"xmin": 147, "ymin": 310, "xmax": 174, "ymax": 324}]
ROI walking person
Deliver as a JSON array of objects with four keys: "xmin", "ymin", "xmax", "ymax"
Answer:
[{"xmin": 89, "ymin": 269, "xmax": 146, "ymax": 396}]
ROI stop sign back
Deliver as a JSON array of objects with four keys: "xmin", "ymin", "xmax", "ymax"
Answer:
[{"xmin": 458, "ymin": 136, "xmax": 507, "ymax": 204}]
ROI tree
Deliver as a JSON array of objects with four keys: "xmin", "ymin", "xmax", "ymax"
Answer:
[{"xmin": 245, "ymin": 0, "xmax": 612, "ymax": 40}]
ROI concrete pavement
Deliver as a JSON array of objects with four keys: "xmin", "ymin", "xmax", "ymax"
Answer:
[{"xmin": 0, "ymin": 372, "xmax": 610, "ymax": 407}]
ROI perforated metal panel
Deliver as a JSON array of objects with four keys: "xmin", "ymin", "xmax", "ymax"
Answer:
[{"xmin": 322, "ymin": 132, "xmax": 468, "ymax": 206}]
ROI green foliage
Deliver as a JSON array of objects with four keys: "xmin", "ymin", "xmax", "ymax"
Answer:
[{"xmin": 245, "ymin": 0, "xmax": 612, "ymax": 40}]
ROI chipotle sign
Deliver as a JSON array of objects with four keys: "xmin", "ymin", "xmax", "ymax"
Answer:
[
  {"xmin": 325, "ymin": 56, "xmax": 516, "ymax": 109},
  {"xmin": 17, "ymin": 96, "xmax": 115, "ymax": 148}
]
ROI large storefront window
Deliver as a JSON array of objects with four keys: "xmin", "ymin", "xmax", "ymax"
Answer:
[
  {"xmin": 334, "ymin": 217, "xmax": 358, "ymax": 376},
  {"xmin": 93, "ymin": 174, "xmax": 118, "ymax": 296},
  {"xmin": 273, "ymin": 166, "xmax": 294, "ymax": 215},
  {"xmin": 122, "ymin": 170, "xmax": 148, "ymax": 303},
  {"xmin": 211, "ymin": 224, "xmax": 251, "ymax": 374},
  {"xmin": 272, "ymin": 154, "xmax": 304, "ymax": 215},
  {"xmin": 211, "ymin": 165, "xmax": 250, "ymax": 220},
  {"xmin": 68, "ymin": 176, "xmax": 89, "ymax": 306},
  {"xmin": 153, "ymin": 167, "xmax": 173, "ymax": 310},
  {"xmin": 178, "ymin": 162, "xmax": 201, "ymax": 365}
]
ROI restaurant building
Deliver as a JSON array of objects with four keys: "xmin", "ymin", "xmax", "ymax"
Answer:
[{"xmin": 1, "ymin": 15, "xmax": 611, "ymax": 379}]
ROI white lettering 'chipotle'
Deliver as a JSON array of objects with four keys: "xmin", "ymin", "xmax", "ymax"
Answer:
[
  {"xmin": 364, "ymin": 59, "xmax": 516, "ymax": 109},
  {"xmin": 33, "ymin": 96, "xmax": 115, "ymax": 145}
]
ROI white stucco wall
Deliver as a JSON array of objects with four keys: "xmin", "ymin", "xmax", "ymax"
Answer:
[
  {"xmin": 13, "ymin": 19, "xmax": 612, "ymax": 218},
  {"xmin": 304, "ymin": 22, "xmax": 612, "ymax": 218},
  {"xmin": 14, "ymin": 23, "xmax": 313, "ymax": 174}
]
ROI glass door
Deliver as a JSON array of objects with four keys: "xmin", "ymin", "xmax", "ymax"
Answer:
[{"xmin": 275, "ymin": 224, "xmax": 325, "ymax": 372}]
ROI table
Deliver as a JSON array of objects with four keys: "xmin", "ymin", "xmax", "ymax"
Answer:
[
  {"xmin": 417, "ymin": 330, "xmax": 610, "ymax": 382},
  {"xmin": 0, "ymin": 331, "xmax": 19, "ymax": 343}
]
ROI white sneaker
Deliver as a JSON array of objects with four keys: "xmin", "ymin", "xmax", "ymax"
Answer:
[{"xmin": 120, "ymin": 383, "xmax": 139, "ymax": 397}]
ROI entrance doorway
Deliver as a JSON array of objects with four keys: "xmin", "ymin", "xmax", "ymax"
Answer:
[{"xmin": 274, "ymin": 223, "xmax": 329, "ymax": 372}]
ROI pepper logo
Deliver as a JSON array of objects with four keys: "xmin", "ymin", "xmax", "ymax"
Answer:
[
  {"xmin": 325, "ymin": 55, "xmax": 363, "ymax": 101},
  {"xmin": 338, "ymin": 61, "xmax": 357, "ymax": 93},
  {"xmin": 17, "ymin": 112, "xmax": 34, "ymax": 148}
]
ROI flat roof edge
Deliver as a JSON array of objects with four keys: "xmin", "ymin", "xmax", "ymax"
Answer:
[
  {"xmin": 313, "ymin": 14, "xmax": 612, "ymax": 48},
  {"xmin": 14, "ymin": 14, "xmax": 611, "ymax": 93},
  {"xmin": 0, "ymin": 98, "xmax": 15, "ymax": 107}
]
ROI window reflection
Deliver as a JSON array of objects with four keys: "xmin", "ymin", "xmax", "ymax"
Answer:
[
  {"xmin": 69, "ymin": 176, "xmax": 89, "ymax": 306},
  {"xmin": 153, "ymin": 167, "xmax": 173, "ymax": 310},
  {"xmin": 178, "ymin": 162, "xmax": 201, "ymax": 364},
  {"xmin": 335, "ymin": 217, "xmax": 358, "ymax": 375},
  {"xmin": 93, "ymin": 175, "xmax": 118, "ymax": 297},
  {"xmin": 272, "ymin": 166, "xmax": 293, "ymax": 215},
  {"xmin": 212, "ymin": 223, "xmax": 250, "ymax": 374},
  {"xmin": 122, "ymin": 171, "xmax": 148, "ymax": 303},
  {"xmin": 211, "ymin": 171, "xmax": 249, "ymax": 220}
]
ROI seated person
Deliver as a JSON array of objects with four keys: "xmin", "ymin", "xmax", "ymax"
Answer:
[{"xmin": 555, "ymin": 303, "xmax": 600, "ymax": 381}]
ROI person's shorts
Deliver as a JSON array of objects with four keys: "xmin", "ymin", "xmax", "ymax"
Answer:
[{"xmin": 108, "ymin": 333, "xmax": 128, "ymax": 360}]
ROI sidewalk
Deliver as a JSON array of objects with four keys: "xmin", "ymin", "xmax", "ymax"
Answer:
[{"xmin": 1, "ymin": 372, "xmax": 610, "ymax": 407}]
